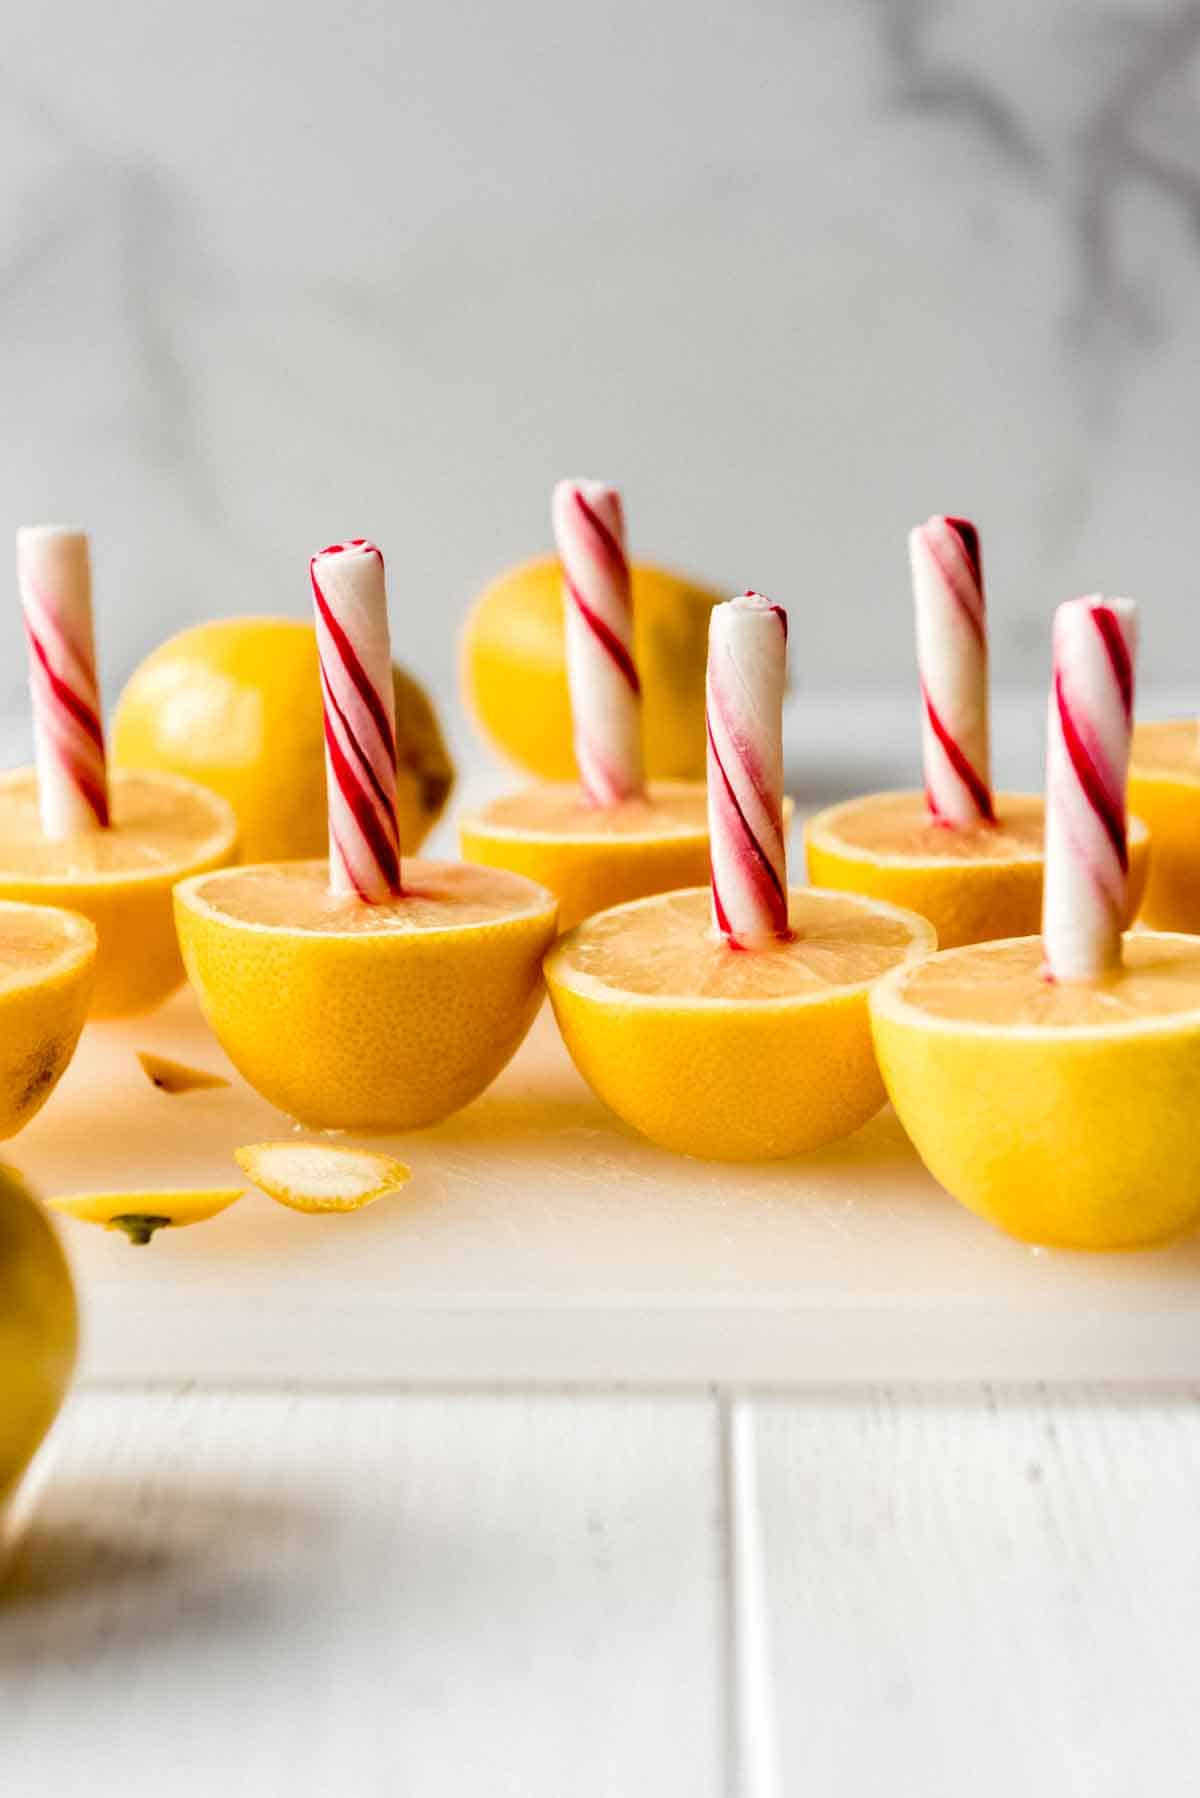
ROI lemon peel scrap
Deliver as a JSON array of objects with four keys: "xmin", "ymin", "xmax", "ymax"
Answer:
[
  {"xmin": 137, "ymin": 1051, "xmax": 230, "ymax": 1094},
  {"xmin": 234, "ymin": 1142, "xmax": 411, "ymax": 1214},
  {"xmin": 48, "ymin": 1187, "xmax": 244, "ymax": 1244}
]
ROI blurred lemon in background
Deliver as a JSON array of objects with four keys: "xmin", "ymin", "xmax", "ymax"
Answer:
[
  {"xmin": 0, "ymin": 1166, "xmax": 77, "ymax": 1503},
  {"xmin": 113, "ymin": 618, "xmax": 454, "ymax": 864},
  {"xmin": 461, "ymin": 557, "xmax": 722, "ymax": 780}
]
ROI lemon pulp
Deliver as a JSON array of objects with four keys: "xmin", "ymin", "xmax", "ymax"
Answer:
[
  {"xmin": 196, "ymin": 859, "xmax": 550, "ymax": 932},
  {"xmin": 806, "ymin": 789, "xmax": 1149, "ymax": 952},
  {"xmin": 816, "ymin": 791, "xmax": 1044, "ymax": 863},
  {"xmin": 897, "ymin": 935, "xmax": 1200, "ymax": 1028},
  {"xmin": 475, "ymin": 783, "xmax": 709, "ymax": 840},
  {"xmin": 0, "ymin": 769, "xmax": 232, "ymax": 879},
  {"xmin": 560, "ymin": 888, "xmax": 925, "ymax": 1001},
  {"xmin": 0, "ymin": 903, "xmax": 95, "ymax": 989},
  {"xmin": 461, "ymin": 780, "xmax": 713, "ymax": 931}
]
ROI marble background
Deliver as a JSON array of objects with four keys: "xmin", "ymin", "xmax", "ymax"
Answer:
[{"xmin": 1, "ymin": 0, "xmax": 1199, "ymax": 760}]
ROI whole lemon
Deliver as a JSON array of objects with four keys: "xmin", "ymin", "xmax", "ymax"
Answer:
[
  {"xmin": 461, "ymin": 557, "xmax": 723, "ymax": 780},
  {"xmin": 113, "ymin": 618, "xmax": 454, "ymax": 865},
  {"xmin": 0, "ymin": 1166, "xmax": 77, "ymax": 1503}
]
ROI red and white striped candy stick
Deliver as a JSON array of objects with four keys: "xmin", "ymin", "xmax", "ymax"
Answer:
[
  {"xmin": 310, "ymin": 540, "xmax": 402, "ymax": 902},
  {"xmin": 706, "ymin": 592, "xmax": 790, "ymax": 946},
  {"xmin": 552, "ymin": 479, "xmax": 644, "ymax": 807},
  {"xmin": 1042, "ymin": 595, "xmax": 1137, "ymax": 981},
  {"xmin": 909, "ymin": 515, "xmax": 994, "ymax": 827},
  {"xmin": 17, "ymin": 525, "xmax": 109, "ymax": 838}
]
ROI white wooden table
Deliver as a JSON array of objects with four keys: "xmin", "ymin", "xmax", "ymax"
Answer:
[
  {"xmin": 5, "ymin": 1386, "xmax": 1200, "ymax": 1795},
  {"xmin": 4, "ymin": 706, "xmax": 1200, "ymax": 1795}
]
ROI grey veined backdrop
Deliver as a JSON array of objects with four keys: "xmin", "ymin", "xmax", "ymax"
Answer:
[{"xmin": 0, "ymin": 0, "xmax": 1198, "ymax": 745}]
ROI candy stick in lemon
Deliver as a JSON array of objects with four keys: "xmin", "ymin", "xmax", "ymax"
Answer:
[
  {"xmin": 805, "ymin": 518, "xmax": 1148, "ymax": 947},
  {"xmin": 1, "ymin": 527, "xmax": 237, "ymax": 1016},
  {"xmin": 872, "ymin": 595, "xmax": 1200, "ymax": 1251},
  {"xmin": 545, "ymin": 592, "xmax": 935, "ymax": 1161},
  {"xmin": 1128, "ymin": 718, "xmax": 1200, "ymax": 931},
  {"xmin": 176, "ymin": 538, "xmax": 557, "ymax": 1131},
  {"xmin": 459, "ymin": 482, "xmax": 712, "ymax": 930},
  {"xmin": 706, "ymin": 590, "xmax": 790, "ymax": 943}
]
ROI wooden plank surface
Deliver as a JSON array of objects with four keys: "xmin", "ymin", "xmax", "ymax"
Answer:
[
  {"xmin": 738, "ymin": 1387, "xmax": 1200, "ymax": 1797},
  {"xmin": 0, "ymin": 1391, "xmax": 725, "ymax": 1798}
]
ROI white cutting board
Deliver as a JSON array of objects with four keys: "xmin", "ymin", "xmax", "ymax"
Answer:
[
  {"xmin": 8, "ymin": 696, "xmax": 1200, "ymax": 1390},
  {"xmin": 9, "ymin": 982, "xmax": 1200, "ymax": 1388}
]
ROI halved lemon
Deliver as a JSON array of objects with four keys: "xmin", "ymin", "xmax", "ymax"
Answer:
[
  {"xmin": 1128, "ymin": 721, "xmax": 1200, "ymax": 930},
  {"xmin": 545, "ymin": 886, "xmax": 935, "ymax": 1161},
  {"xmin": 460, "ymin": 781, "xmax": 712, "ymax": 931},
  {"xmin": 870, "ymin": 932, "xmax": 1200, "ymax": 1250},
  {"xmin": 0, "ymin": 768, "xmax": 238, "ymax": 1015},
  {"xmin": 805, "ymin": 790, "xmax": 1149, "ymax": 950},
  {"xmin": 0, "ymin": 901, "xmax": 96, "ymax": 1138},
  {"xmin": 175, "ymin": 860, "xmax": 558, "ymax": 1130}
]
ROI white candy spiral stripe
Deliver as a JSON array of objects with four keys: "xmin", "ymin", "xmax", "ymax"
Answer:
[
  {"xmin": 706, "ymin": 592, "xmax": 790, "ymax": 945},
  {"xmin": 552, "ymin": 478, "xmax": 644, "ymax": 806},
  {"xmin": 1042, "ymin": 594, "xmax": 1137, "ymax": 981},
  {"xmin": 909, "ymin": 514, "xmax": 993, "ymax": 826},
  {"xmin": 310, "ymin": 539, "xmax": 402, "ymax": 901},
  {"xmin": 17, "ymin": 525, "xmax": 109, "ymax": 838}
]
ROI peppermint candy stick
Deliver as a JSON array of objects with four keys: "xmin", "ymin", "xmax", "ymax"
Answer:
[
  {"xmin": 1042, "ymin": 595, "xmax": 1137, "ymax": 981},
  {"xmin": 553, "ymin": 478, "xmax": 644, "ymax": 806},
  {"xmin": 706, "ymin": 592, "xmax": 790, "ymax": 945},
  {"xmin": 310, "ymin": 540, "xmax": 402, "ymax": 902},
  {"xmin": 910, "ymin": 515, "xmax": 994, "ymax": 826},
  {"xmin": 17, "ymin": 526, "xmax": 109, "ymax": 838}
]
